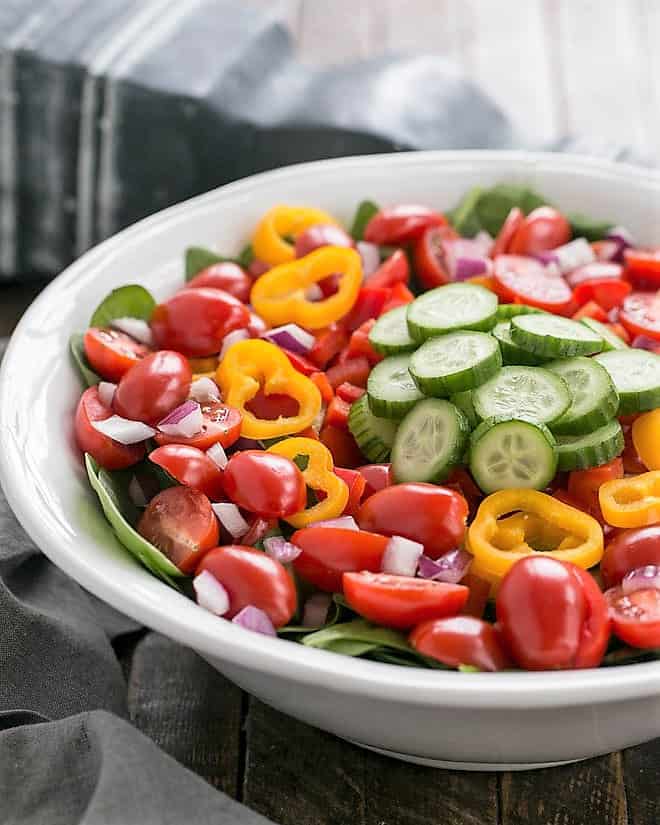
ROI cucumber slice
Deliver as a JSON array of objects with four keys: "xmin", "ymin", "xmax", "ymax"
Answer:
[
  {"xmin": 469, "ymin": 417, "xmax": 557, "ymax": 493},
  {"xmin": 594, "ymin": 349, "xmax": 660, "ymax": 414},
  {"xmin": 348, "ymin": 395, "xmax": 399, "ymax": 462},
  {"xmin": 580, "ymin": 318, "xmax": 629, "ymax": 351},
  {"xmin": 368, "ymin": 305, "xmax": 417, "ymax": 355},
  {"xmin": 547, "ymin": 357, "xmax": 620, "ymax": 435},
  {"xmin": 450, "ymin": 390, "xmax": 479, "ymax": 429},
  {"xmin": 510, "ymin": 314, "xmax": 604, "ymax": 358},
  {"xmin": 555, "ymin": 419, "xmax": 624, "ymax": 472},
  {"xmin": 391, "ymin": 399, "xmax": 470, "ymax": 483},
  {"xmin": 472, "ymin": 366, "xmax": 571, "ymax": 426},
  {"xmin": 406, "ymin": 283, "xmax": 498, "ymax": 342},
  {"xmin": 492, "ymin": 321, "xmax": 550, "ymax": 366},
  {"xmin": 366, "ymin": 354, "xmax": 424, "ymax": 419},
  {"xmin": 409, "ymin": 331, "xmax": 501, "ymax": 396},
  {"xmin": 495, "ymin": 303, "xmax": 544, "ymax": 320}
]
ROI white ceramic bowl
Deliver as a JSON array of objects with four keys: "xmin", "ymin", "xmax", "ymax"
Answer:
[{"xmin": 2, "ymin": 151, "xmax": 660, "ymax": 771}]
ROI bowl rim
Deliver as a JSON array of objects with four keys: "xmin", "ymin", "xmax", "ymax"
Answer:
[{"xmin": 3, "ymin": 149, "xmax": 660, "ymax": 709}]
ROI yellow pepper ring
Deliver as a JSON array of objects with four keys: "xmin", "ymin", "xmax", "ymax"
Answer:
[
  {"xmin": 632, "ymin": 409, "xmax": 660, "ymax": 470},
  {"xmin": 252, "ymin": 205, "xmax": 340, "ymax": 266},
  {"xmin": 599, "ymin": 470, "xmax": 660, "ymax": 528},
  {"xmin": 267, "ymin": 437, "xmax": 349, "ymax": 528},
  {"xmin": 467, "ymin": 489, "xmax": 603, "ymax": 588},
  {"xmin": 250, "ymin": 246, "xmax": 362, "ymax": 330},
  {"xmin": 216, "ymin": 339, "xmax": 321, "ymax": 440}
]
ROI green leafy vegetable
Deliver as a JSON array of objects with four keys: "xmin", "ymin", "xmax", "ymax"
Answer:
[
  {"xmin": 350, "ymin": 200, "xmax": 379, "ymax": 240},
  {"xmin": 185, "ymin": 246, "xmax": 234, "ymax": 281},
  {"xmin": 85, "ymin": 454, "xmax": 182, "ymax": 587},
  {"xmin": 236, "ymin": 243, "xmax": 255, "ymax": 268},
  {"xmin": 447, "ymin": 186, "xmax": 484, "ymax": 237},
  {"xmin": 69, "ymin": 333, "xmax": 100, "ymax": 386},
  {"xmin": 566, "ymin": 212, "xmax": 614, "ymax": 242},
  {"xmin": 90, "ymin": 285, "xmax": 156, "ymax": 327},
  {"xmin": 600, "ymin": 645, "xmax": 660, "ymax": 667},
  {"xmin": 302, "ymin": 619, "xmax": 413, "ymax": 654},
  {"xmin": 447, "ymin": 182, "xmax": 549, "ymax": 238}
]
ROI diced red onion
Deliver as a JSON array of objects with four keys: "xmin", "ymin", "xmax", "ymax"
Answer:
[
  {"xmin": 358, "ymin": 241, "xmax": 381, "ymax": 278},
  {"xmin": 128, "ymin": 475, "xmax": 148, "ymax": 507},
  {"xmin": 219, "ymin": 328, "xmax": 249, "ymax": 360},
  {"xmin": 193, "ymin": 570, "xmax": 230, "ymax": 617},
  {"xmin": 417, "ymin": 549, "xmax": 472, "ymax": 584},
  {"xmin": 248, "ymin": 259, "xmax": 270, "ymax": 278},
  {"xmin": 110, "ymin": 317, "xmax": 154, "ymax": 346},
  {"xmin": 302, "ymin": 593, "xmax": 332, "ymax": 627},
  {"xmin": 262, "ymin": 323, "xmax": 315, "ymax": 355},
  {"xmin": 606, "ymin": 226, "xmax": 635, "ymax": 262},
  {"xmin": 232, "ymin": 605, "xmax": 277, "ymax": 636},
  {"xmin": 622, "ymin": 565, "xmax": 660, "ymax": 595},
  {"xmin": 190, "ymin": 376, "xmax": 220, "ymax": 404},
  {"xmin": 591, "ymin": 239, "xmax": 621, "ymax": 262},
  {"xmin": 97, "ymin": 381, "xmax": 117, "ymax": 408},
  {"xmin": 311, "ymin": 515, "xmax": 359, "ymax": 531},
  {"xmin": 157, "ymin": 400, "xmax": 203, "ymax": 438},
  {"xmin": 536, "ymin": 238, "xmax": 595, "ymax": 274},
  {"xmin": 305, "ymin": 283, "xmax": 324, "ymax": 301},
  {"xmin": 632, "ymin": 335, "xmax": 660, "ymax": 352},
  {"xmin": 212, "ymin": 502, "xmax": 249, "ymax": 538},
  {"xmin": 242, "ymin": 517, "xmax": 275, "ymax": 546},
  {"xmin": 443, "ymin": 239, "xmax": 491, "ymax": 281},
  {"xmin": 473, "ymin": 230, "xmax": 494, "ymax": 257},
  {"xmin": 206, "ymin": 442, "xmax": 228, "ymax": 470},
  {"xmin": 91, "ymin": 415, "xmax": 156, "ymax": 444},
  {"xmin": 454, "ymin": 257, "xmax": 490, "ymax": 281},
  {"xmin": 382, "ymin": 535, "xmax": 424, "ymax": 577},
  {"xmin": 263, "ymin": 536, "xmax": 301, "ymax": 563}
]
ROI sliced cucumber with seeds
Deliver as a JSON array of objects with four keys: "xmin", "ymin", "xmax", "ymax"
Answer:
[
  {"xmin": 469, "ymin": 417, "xmax": 557, "ymax": 494},
  {"xmin": 367, "ymin": 354, "xmax": 424, "ymax": 419},
  {"xmin": 555, "ymin": 419, "xmax": 624, "ymax": 472},
  {"xmin": 391, "ymin": 399, "xmax": 470, "ymax": 483},
  {"xmin": 348, "ymin": 394, "xmax": 399, "ymax": 462},
  {"xmin": 594, "ymin": 349, "xmax": 660, "ymax": 414},
  {"xmin": 580, "ymin": 318, "xmax": 629, "ymax": 351},
  {"xmin": 492, "ymin": 321, "xmax": 550, "ymax": 366},
  {"xmin": 406, "ymin": 283, "xmax": 497, "ymax": 342},
  {"xmin": 472, "ymin": 366, "xmax": 571, "ymax": 426},
  {"xmin": 547, "ymin": 357, "xmax": 619, "ymax": 436},
  {"xmin": 450, "ymin": 390, "xmax": 479, "ymax": 429},
  {"xmin": 409, "ymin": 331, "xmax": 501, "ymax": 397},
  {"xmin": 510, "ymin": 314, "xmax": 604, "ymax": 358},
  {"xmin": 368, "ymin": 305, "xmax": 417, "ymax": 355},
  {"xmin": 495, "ymin": 303, "xmax": 544, "ymax": 320}
]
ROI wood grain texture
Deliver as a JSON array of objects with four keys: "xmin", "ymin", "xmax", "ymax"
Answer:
[
  {"xmin": 243, "ymin": 699, "xmax": 498, "ymax": 825},
  {"xmin": 623, "ymin": 739, "xmax": 660, "ymax": 825}
]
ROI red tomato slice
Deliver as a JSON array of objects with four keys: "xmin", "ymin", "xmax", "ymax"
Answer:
[
  {"xmin": 493, "ymin": 255, "xmax": 573, "ymax": 313},
  {"xmin": 565, "ymin": 261, "xmax": 623, "ymax": 289},
  {"xmin": 74, "ymin": 386, "xmax": 145, "ymax": 470},
  {"xmin": 571, "ymin": 301, "xmax": 608, "ymax": 323},
  {"xmin": 154, "ymin": 401, "xmax": 241, "ymax": 451},
  {"xmin": 185, "ymin": 261, "xmax": 252, "ymax": 303},
  {"xmin": 412, "ymin": 225, "xmax": 458, "ymax": 289},
  {"xmin": 619, "ymin": 291, "xmax": 660, "ymax": 341},
  {"xmin": 491, "ymin": 207, "xmax": 524, "ymax": 258},
  {"xmin": 291, "ymin": 527, "xmax": 388, "ymax": 592},
  {"xmin": 605, "ymin": 586, "xmax": 660, "ymax": 648},
  {"xmin": 624, "ymin": 248, "xmax": 660, "ymax": 289},
  {"xmin": 570, "ymin": 565, "xmax": 611, "ymax": 668},
  {"xmin": 149, "ymin": 444, "xmax": 226, "ymax": 501},
  {"xmin": 572, "ymin": 278, "xmax": 631, "ymax": 312},
  {"xmin": 319, "ymin": 424, "xmax": 365, "ymax": 469},
  {"xmin": 83, "ymin": 327, "xmax": 151, "ymax": 382},
  {"xmin": 334, "ymin": 467, "xmax": 366, "ymax": 517},
  {"xmin": 222, "ymin": 450, "xmax": 306, "ymax": 518},
  {"xmin": 137, "ymin": 486, "xmax": 219, "ymax": 573},
  {"xmin": 343, "ymin": 572, "xmax": 468, "ymax": 629},
  {"xmin": 460, "ymin": 572, "xmax": 491, "ymax": 619},
  {"xmin": 508, "ymin": 207, "xmax": 571, "ymax": 256},
  {"xmin": 601, "ymin": 526, "xmax": 660, "ymax": 589},
  {"xmin": 364, "ymin": 205, "xmax": 446, "ymax": 245},
  {"xmin": 410, "ymin": 616, "xmax": 512, "ymax": 671},
  {"xmin": 366, "ymin": 249, "xmax": 410, "ymax": 289}
]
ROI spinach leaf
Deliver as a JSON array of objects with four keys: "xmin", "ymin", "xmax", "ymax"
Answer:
[
  {"xmin": 447, "ymin": 186, "xmax": 484, "ymax": 237},
  {"xmin": 601, "ymin": 645, "xmax": 660, "ymax": 667},
  {"xmin": 90, "ymin": 285, "xmax": 156, "ymax": 327},
  {"xmin": 325, "ymin": 639, "xmax": 381, "ymax": 656},
  {"xmin": 566, "ymin": 212, "xmax": 614, "ymax": 242},
  {"xmin": 85, "ymin": 454, "xmax": 182, "ymax": 587},
  {"xmin": 236, "ymin": 243, "xmax": 255, "ymax": 268},
  {"xmin": 365, "ymin": 649, "xmax": 449, "ymax": 669},
  {"xmin": 447, "ymin": 182, "xmax": 549, "ymax": 238},
  {"xmin": 185, "ymin": 246, "xmax": 234, "ymax": 280},
  {"xmin": 301, "ymin": 618, "xmax": 413, "ymax": 653},
  {"xmin": 69, "ymin": 333, "xmax": 100, "ymax": 386},
  {"xmin": 350, "ymin": 200, "xmax": 379, "ymax": 240}
]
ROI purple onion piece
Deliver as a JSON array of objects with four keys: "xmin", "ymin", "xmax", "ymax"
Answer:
[
  {"xmin": 193, "ymin": 571, "xmax": 230, "ymax": 616},
  {"xmin": 417, "ymin": 549, "xmax": 472, "ymax": 584},
  {"xmin": 381, "ymin": 535, "xmax": 424, "ymax": 577},
  {"xmin": 358, "ymin": 241, "xmax": 381, "ymax": 278},
  {"xmin": 263, "ymin": 536, "xmax": 302, "ymax": 563},
  {"xmin": 302, "ymin": 593, "xmax": 332, "ymax": 627},
  {"xmin": 622, "ymin": 565, "xmax": 660, "ymax": 595},
  {"xmin": 90, "ymin": 415, "xmax": 156, "ymax": 444},
  {"xmin": 262, "ymin": 323, "xmax": 315, "ymax": 355},
  {"xmin": 232, "ymin": 605, "xmax": 277, "ymax": 636},
  {"xmin": 454, "ymin": 257, "xmax": 489, "ymax": 281},
  {"xmin": 158, "ymin": 399, "xmax": 199, "ymax": 426},
  {"xmin": 212, "ymin": 503, "xmax": 249, "ymax": 538},
  {"xmin": 631, "ymin": 335, "xmax": 660, "ymax": 351}
]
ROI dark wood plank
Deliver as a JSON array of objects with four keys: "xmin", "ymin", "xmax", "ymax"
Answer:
[
  {"xmin": 0, "ymin": 282, "xmax": 46, "ymax": 336},
  {"xmin": 500, "ymin": 753, "xmax": 628, "ymax": 825},
  {"xmin": 623, "ymin": 738, "xmax": 660, "ymax": 824},
  {"xmin": 127, "ymin": 631, "xmax": 244, "ymax": 796},
  {"xmin": 243, "ymin": 698, "xmax": 498, "ymax": 825}
]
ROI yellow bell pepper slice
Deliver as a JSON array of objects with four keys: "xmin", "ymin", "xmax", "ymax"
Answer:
[
  {"xmin": 252, "ymin": 205, "xmax": 340, "ymax": 266},
  {"xmin": 267, "ymin": 437, "xmax": 349, "ymax": 527},
  {"xmin": 216, "ymin": 339, "xmax": 321, "ymax": 440},
  {"xmin": 250, "ymin": 246, "xmax": 362, "ymax": 330},
  {"xmin": 632, "ymin": 409, "xmax": 660, "ymax": 470},
  {"xmin": 467, "ymin": 489, "xmax": 603, "ymax": 588},
  {"xmin": 599, "ymin": 470, "xmax": 660, "ymax": 528}
]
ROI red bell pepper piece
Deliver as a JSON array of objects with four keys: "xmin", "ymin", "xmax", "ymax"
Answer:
[
  {"xmin": 320, "ymin": 424, "xmax": 365, "ymax": 469},
  {"xmin": 571, "ymin": 300, "xmax": 608, "ymax": 323},
  {"xmin": 326, "ymin": 356, "xmax": 371, "ymax": 389},
  {"xmin": 334, "ymin": 466, "xmax": 367, "ymax": 517},
  {"xmin": 342, "ymin": 286, "xmax": 390, "ymax": 332},
  {"xmin": 381, "ymin": 282, "xmax": 415, "ymax": 313},
  {"xmin": 309, "ymin": 371, "xmax": 334, "ymax": 404},
  {"xmin": 309, "ymin": 324, "xmax": 349, "ymax": 369},
  {"xmin": 344, "ymin": 319, "xmax": 382, "ymax": 366},
  {"xmin": 336, "ymin": 382, "xmax": 365, "ymax": 403},
  {"xmin": 282, "ymin": 348, "xmax": 319, "ymax": 376},
  {"xmin": 366, "ymin": 249, "xmax": 409, "ymax": 289},
  {"xmin": 325, "ymin": 396, "xmax": 351, "ymax": 430},
  {"xmin": 572, "ymin": 278, "xmax": 631, "ymax": 312},
  {"xmin": 296, "ymin": 426, "xmax": 320, "ymax": 440}
]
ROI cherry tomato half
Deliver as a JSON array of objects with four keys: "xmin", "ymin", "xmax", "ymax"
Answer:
[
  {"xmin": 410, "ymin": 616, "xmax": 512, "ymax": 671},
  {"xmin": 567, "ymin": 458, "xmax": 623, "ymax": 521},
  {"xmin": 149, "ymin": 444, "xmax": 225, "ymax": 501},
  {"xmin": 196, "ymin": 545, "xmax": 296, "ymax": 627},
  {"xmin": 291, "ymin": 526, "xmax": 387, "ymax": 592},
  {"xmin": 493, "ymin": 255, "xmax": 573, "ymax": 314},
  {"xmin": 294, "ymin": 224, "xmax": 354, "ymax": 257},
  {"xmin": 496, "ymin": 557, "xmax": 609, "ymax": 670},
  {"xmin": 491, "ymin": 207, "xmax": 524, "ymax": 258},
  {"xmin": 605, "ymin": 586, "xmax": 660, "ymax": 648},
  {"xmin": 412, "ymin": 225, "xmax": 458, "ymax": 289},
  {"xmin": 619, "ymin": 292, "xmax": 660, "ymax": 342},
  {"xmin": 565, "ymin": 261, "xmax": 623, "ymax": 289},
  {"xmin": 364, "ymin": 205, "xmax": 446, "ymax": 245},
  {"xmin": 185, "ymin": 262, "xmax": 252, "ymax": 303},
  {"xmin": 366, "ymin": 249, "xmax": 410, "ymax": 289},
  {"xmin": 601, "ymin": 526, "xmax": 660, "ymax": 589},
  {"xmin": 151, "ymin": 287, "xmax": 250, "ymax": 357},
  {"xmin": 357, "ymin": 463, "xmax": 392, "ymax": 498},
  {"xmin": 154, "ymin": 401, "xmax": 242, "ymax": 451},
  {"xmin": 74, "ymin": 386, "xmax": 145, "ymax": 470},
  {"xmin": 358, "ymin": 483, "xmax": 468, "ymax": 559},
  {"xmin": 572, "ymin": 278, "xmax": 631, "ymax": 312},
  {"xmin": 113, "ymin": 350, "xmax": 191, "ymax": 425},
  {"xmin": 508, "ymin": 206, "xmax": 571, "ymax": 256},
  {"xmin": 319, "ymin": 424, "xmax": 365, "ymax": 469},
  {"xmin": 624, "ymin": 248, "xmax": 660, "ymax": 289},
  {"xmin": 222, "ymin": 450, "xmax": 306, "ymax": 518},
  {"xmin": 83, "ymin": 327, "xmax": 151, "ymax": 382},
  {"xmin": 137, "ymin": 486, "xmax": 219, "ymax": 573},
  {"xmin": 343, "ymin": 572, "xmax": 468, "ymax": 630}
]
